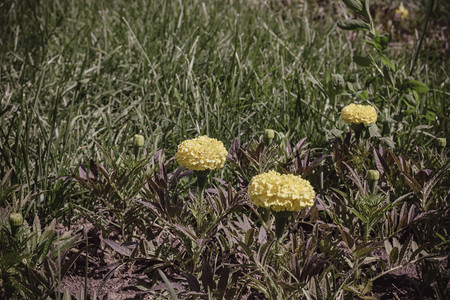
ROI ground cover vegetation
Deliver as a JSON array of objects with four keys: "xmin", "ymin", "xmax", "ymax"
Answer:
[{"xmin": 1, "ymin": 0, "xmax": 449, "ymax": 299}]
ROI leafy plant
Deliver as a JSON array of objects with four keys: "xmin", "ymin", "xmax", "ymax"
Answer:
[{"xmin": 0, "ymin": 213, "xmax": 81, "ymax": 299}]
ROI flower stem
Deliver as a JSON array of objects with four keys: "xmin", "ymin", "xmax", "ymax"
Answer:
[{"xmin": 272, "ymin": 211, "xmax": 293, "ymax": 242}]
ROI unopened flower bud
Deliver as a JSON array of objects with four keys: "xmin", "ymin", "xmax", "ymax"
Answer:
[
  {"xmin": 264, "ymin": 129, "xmax": 275, "ymax": 145},
  {"xmin": 436, "ymin": 138, "xmax": 446, "ymax": 148},
  {"xmin": 133, "ymin": 134, "xmax": 145, "ymax": 148},
  {"xmin": 9, "ymin": 213, "xmax": 24, "ymax": 228},
  {"xmin": 367, "ymin": 170, "xmax": 380, "ymax": 181}
]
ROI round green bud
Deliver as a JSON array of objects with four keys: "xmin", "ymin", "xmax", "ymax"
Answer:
[
  {"xmin": 367, "ymin": 170, "xmax": 380, "ymax": 181},
  {"xmin": 330, "ymin": 74, "xmax": 346, "ymax": 95},
  {"xmin": 133, "ymin": 134, "xmax": 145, "ymax": 148},
  {"xmin": 264, "ymin": 129, "xmax": 275, "ymax": 140},
  {"xmin": 9, "ymin": 213, "xmax": 24, "ymax": 228},
  {"xmin": 436, "ymin": 138, "xmax": 446, "ymax": 148}
]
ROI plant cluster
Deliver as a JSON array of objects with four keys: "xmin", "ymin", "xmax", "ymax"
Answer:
[{"xmin": 0, "ymin": 0, "xmax": 448, "ymax": 299}]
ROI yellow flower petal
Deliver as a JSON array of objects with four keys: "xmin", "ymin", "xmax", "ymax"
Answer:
[
  {"xmin": 341, "ymin": 103, "xmax": 377, "ymax": 125},
  {"xmin": 175, "ymin": 136, "xmax": 228, "ymax": 171},
  {"xmin": 248, "ymin": 171, "xmax": 315, "ymax": 212}
]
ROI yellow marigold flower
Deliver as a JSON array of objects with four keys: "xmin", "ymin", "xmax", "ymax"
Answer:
[
  {"xmin": 175, "ymin": 136, "xmax": 228, "ymax": 171},
  {"xmin": 341, "ymin": 103, "xmax": 377, "ymax": 125},
  {"xmin": 395, "ymin": 3, "xmax": 408, "ymax": 20},
  {"xmin": 248, "ymin": 171, "xmax": 315, "ymax": 212}
]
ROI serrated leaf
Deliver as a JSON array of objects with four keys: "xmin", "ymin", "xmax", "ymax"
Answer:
[
  {"xmin": 398, "ymin": 201, "xmax": 408, "ymax": 229},
  {"xmin": 398, "ymin": 235, "xmax": 413, "ymax": 264},
  {"xmin": 361, "ymin": 279, "xmax": 373, "ymax": 295},
  {"xmin": 392, "ymin": 237, "xmax": 401, "ymax": 249},
  {"xmin": 0, "ymin": 252, "xmax": 25, "ymax": 269},
  {"xmin": 104, "ymin": 239, "xmax": 131, "ymax": 257},
  {"xmin": 342, "ymin": 0, "xmax": 364, "ymax": 11},
  {"xmin": 384, "ymin": 240, "xmax": 392, "ymax": 255},
  {"xmin": 340, "ymin": 228, "xmax": 354, "ymax": 249},
  {"xmin": 37, "ymin": 230, "xmax": 56, "ymax": 264},
  {"xmin": 338, "ymin": 19, "xmax": 370, "ymax": 31},
  {"xmin": 51, "ymin": 234, "xmax": 80, "ymax": 260},
  {"xmin": 355, "ymin": 245, "xmax": 378, "ymax": 259},
  {"xmin": 389, "ymin": 247, "xmax": 399, "ymax": 265},
  {"xmin": 353, "ymin": 55, "xmax": 373, "ymax": 67},
  {"xmin": 28, "ymin": 268, "xmax": 50, "ymax": 288}
]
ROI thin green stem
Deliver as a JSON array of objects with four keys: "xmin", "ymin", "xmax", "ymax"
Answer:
[{"xmin": 410, "ymin": 0, "xmax": 435, "ymax": 76}]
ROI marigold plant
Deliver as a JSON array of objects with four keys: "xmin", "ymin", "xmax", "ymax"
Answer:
[
  {"xmin": 341, "ymin": 103, "xmax": 377, "ymax": 125},
  {"xmin": 248, "ymin": 170, "xmax": 315, "ymax": 212},
  {"xmin": 175, "ymin": 136, "xmax": 228, "ymax": 171}
]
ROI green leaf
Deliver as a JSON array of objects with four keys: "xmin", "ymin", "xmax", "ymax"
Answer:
[
  {"xmin": 337, "ymin": 19, "xmax": 370, "ymax": 31},
  {"xmin": 368, "ymin": 123, "xmax": 381, "ymax": 137},
  {"xmin": 421, "ymin": 111, "xmax": 436, "ymax": 121},
  {"xmin": 403, "ymin": 94, "xmax": 417, "ymax": 108},
  {"xmin": 158, "ymin": 269, "xmax": 179, "ymax": 300},
  {"xmin": 398, "ymin": 235, "xmax": 413, "ymax": 265},
  {"xmin": 380, "ymin": 137, "xmax": 395, "ymax": 148},
  {"xmin": 339, "ymin": 228, "xmax": 355, "ymax": 249},
  {"xmin": 374, "ymin": 35, "xmax": 389, "ymax": 51},
  {"xmin": 380, "ymin": 54, "xmax": 395, "ymax": 71},
  {"xmin": 384, "ymin": 240, "xmax": 392, "ymax": 255},
  {"xmin": 342, "ymin": 0, "xmax": 364, "ymax": 12},
  {"xmin": 389, "ymin": 246, "xmax": 399, "ymax": 265},
  {"xmin": 357, "ymin": 90, "xmax": 369, "ymax": 100},
  {"xmin": 353, "ymin": 55, "xmax": 373, "ymax": 67},
  {"xmin": 402, "ymin": 80, "xmax": 429, "ymax": 93},
  {"xmin": 104, "ymin": 239, "xmax": 131, "ymax": 257}
]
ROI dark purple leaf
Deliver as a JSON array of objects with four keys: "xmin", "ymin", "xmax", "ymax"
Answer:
[
  {"xmin": 183, "ymin": 273, "xmax": 200, "ymax": 292},
  {"xmin": 201, "ymin": 260, "xmax": 216, "ymax": 292}
]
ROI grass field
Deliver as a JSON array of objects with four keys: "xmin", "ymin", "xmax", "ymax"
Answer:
[{"xmin": 1, "ymin": 0, "xmax": 449, "ymax": 299}]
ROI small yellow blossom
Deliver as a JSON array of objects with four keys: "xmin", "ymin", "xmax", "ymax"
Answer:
[
  {"xmin": 395, "ymin": 3, "xmax": 408, "ymax": 20},
  {"xmin": 175, "ymin": 136, "xmax": 228, "ymax": 171},
  {"xmin": 248, "ymin": 171, "xmax": 315, "ymax": 212},
  {"xmin": 341, "ymin": 103, "xmax": 377, "ymax": 125}
]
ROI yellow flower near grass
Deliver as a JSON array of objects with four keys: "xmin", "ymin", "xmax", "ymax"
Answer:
[
  {"xmin": 175, "ymin": 136, "xmax": 228, "ymax": 171},
  {"xmin": 248, "ymin": 171, "xmax": 315, "ymax": 212},
  {"xmin": 395, "ymin": 3, "xmax": 408, "ymax": 20},
  {"xmin": 341, "ymin": 103, "xmax": 377, "ymax": 125}
]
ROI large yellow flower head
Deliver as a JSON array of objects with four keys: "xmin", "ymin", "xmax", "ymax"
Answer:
[
  {"xmin": 248, "ymin": 171, "xmax": 315, "ymax": 212},
  {"xmin": 341, "ymin": 104, "xmax": 377, "ymax": 125},
  {"xmin": 175, "ymin": 136, "xmax": 228, "ymax": 171}
]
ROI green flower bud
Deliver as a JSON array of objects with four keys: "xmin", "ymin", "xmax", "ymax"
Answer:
[
  {"xmin": 264, "ymin": 129, "xmax": 275, "ymax": 145},
  {"xmin": 264, "ymin": 129, "xmax": 275, "ymax": 140},
  {"xmin": 329, "ymin": 74, "xmax": 346, "ymax": 96},
  {"xmin": 436, "ymin": 138, "xmax": 446, "ymax": 148},
  {"xmin": 9, "ymin": 213, "xmax": 24, "ymax": 228},
  {"xmin": 367, "ymin": 170, "xmax": 380, "ymax": 181},
  {"xmin": 133, "ymin": 134, "xmax": 145, "ymax": 148}
]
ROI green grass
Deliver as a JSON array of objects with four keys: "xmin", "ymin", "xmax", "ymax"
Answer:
[
  {"xmin": 0, "ymin": 0, "xmax": 449, "ymax": 298},
  {"xmin": 2, "ymin": 1, "xmax": 446, "ymax": 187}
]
